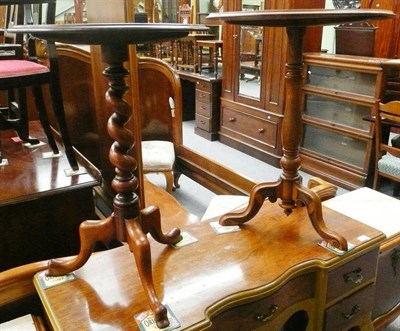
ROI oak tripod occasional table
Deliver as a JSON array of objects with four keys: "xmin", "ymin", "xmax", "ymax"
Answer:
[
  {"xmin": 9, "ymin": 22, "xmax": 206, "ymax": 329},
  {"xmin": 207, "ymin": 9, "xmax": 395, "ymax": 251}
]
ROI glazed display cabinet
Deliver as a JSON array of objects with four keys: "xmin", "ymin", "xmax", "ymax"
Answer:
[{"xmin": 300, "ymin": 53, "xmax": 386, "ymax": 189}]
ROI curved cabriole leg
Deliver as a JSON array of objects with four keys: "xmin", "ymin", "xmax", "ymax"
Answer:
[
  {"xmin": 296, "ymin": 183, "xmax": 348, "ymax": 251},
  {"xmin": 125, "ymin": 220, "xmax": 169, "ymax": 329},
  {"xmin": 219, "ymin": 180, "xmax": 282, "ymax": 226},
  {"xmin": 48, "ymin": 215, "xmax": 116, "ymax": 275},
  {"xmin": 103, "ymin": 45, "xmax": 173, "ymax": 328},
  {"xmin": 141, "ymin": 205, "xmax": 182, "ymax": 245}
]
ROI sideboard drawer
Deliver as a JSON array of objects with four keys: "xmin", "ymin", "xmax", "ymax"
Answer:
[
  {"xmin": 196, "ymin": 113, "xmax": 211, "ymax": 131},
  {"xmin": 221, "ymin": 108, "xmax": 278, "ymax": 147},
  {"xmin": 208, "ymin": 273, "xmax": 316, "ymax": 330},
  {"xmin": 324, "ymin": 284, "xmax": 375, "ymax": 331},
  {"xmin": 196, "ymin": 79, "xmax": 212, "ymax": 93},
  {"xmin": 196, "ymin": 100, "xmax": 211, "ymax": 117},
  {"xmin": 326, "ymin": 248, "xmax": 379, "ymax": 302},
  {"xmin": 372, "ymin": 242, "xmax": 400, "ymax": 320},
  {"xmin": 196, "ymin": 89, "xmax": 211, "ymax": 104}
]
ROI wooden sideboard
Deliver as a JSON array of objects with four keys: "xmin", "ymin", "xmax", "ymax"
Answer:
[
  {"xmin": 323, "ymin": 187, "xmax": 400, "ymax": 329},
  {"xmin": 32, "ymin": 197, "xmax": 385, "ymax": 330}
]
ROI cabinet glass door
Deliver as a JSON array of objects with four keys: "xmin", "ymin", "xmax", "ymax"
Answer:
[
  {"xmin": 303, "ymin": 94, "xmax": 372, "ymax": 132},
  {"xmin": 302, "ymin": 124, "xmax": 367, "ymax": 169},
  {"xmin": 238, "ymin": 0, "xmax": 264, "ymax": 100}
]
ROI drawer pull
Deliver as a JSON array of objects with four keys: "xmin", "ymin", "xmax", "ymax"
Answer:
[
  {"xmin": 229, "ymin": 117, "xmax": 236, "ymax": 122},
  {"xmin": 258, "ymin": 128, "xmax": 265, "ymax": 133},
  {"xmin": 343, "ymin": 268, "xmax": 363, "ymax": 284},
  {"xmin": 254, "ymin": 304, "xmax": 278, "ymax": 323},
  {"xmin": 201, "ymin": 106, "xmax": 207, "ymax": 110},
  {"xmin": 341, "ymin": 304, "xmax": 361, "ymax": 320}
]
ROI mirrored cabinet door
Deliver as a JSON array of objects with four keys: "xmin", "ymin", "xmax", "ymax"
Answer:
[{"xmin": 238, "ymin": 1, "xmax": 264, "ymax": 100}]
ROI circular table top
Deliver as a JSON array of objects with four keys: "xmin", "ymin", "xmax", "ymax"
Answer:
[
  {"xmin": 8, "ymin": 23, "xmax": 208, "ymax": 45},
  {"xmin": 207, "ymin": 9, "xmax": 395, "ymax": 27}
]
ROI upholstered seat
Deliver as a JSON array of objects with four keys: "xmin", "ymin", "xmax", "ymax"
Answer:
[
  {"xmin": 0, "ymin": 60, "xmax": 49, "ymax": 77},
  {"xmin": 377, "ymin": 153, "xmax": 400, "ymax": 178},
  {"xmin": 142, "ymin": 140, "xmax": 175, "ymax": 193}
]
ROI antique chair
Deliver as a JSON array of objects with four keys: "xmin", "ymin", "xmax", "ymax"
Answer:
[
  {"xmin": 373, "ymin": 100, "xmax": 400, "ymax": 196},
  {"xmin": 138, "ymin": 57, "xmax": 182, "ymax": 193},
  {"xmin": 0, "ymin": 0, "xmax": 78, "ymax": 171},
  {"xmin": 178, "ymin": 4, "xmax": 192, "ymax": 24}
]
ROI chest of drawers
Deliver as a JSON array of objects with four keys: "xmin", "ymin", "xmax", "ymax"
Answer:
[
  {"xmin": 323, "ymin": 187, "xmax": 400, "ymax": 329},
  {"xmin": 194, "ymin": 77, "xmax": 222, "ymax": 141}
]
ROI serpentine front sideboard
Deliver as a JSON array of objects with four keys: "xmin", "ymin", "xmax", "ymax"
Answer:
[{"xmin": 33, "ymin": 199, "xmax": 385, "ymax": 330}]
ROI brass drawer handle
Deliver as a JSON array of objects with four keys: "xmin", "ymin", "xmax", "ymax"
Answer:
[
  {"xmin": 258, "ymin": 128, "xmax": 265, "ymax": 133},
  {"xmin": 343, "ymin": 268, "xmax": 363, "ymax": 284},
  {"xmin": 228, "ymin": 117, "xmax": 236, "ymax": 122},
  {"xmin": 342, "ymin": 304, "xmax": 361, "ymax": 320},
  {"xmin": 255, "ymin": 304, "xmax": 278, "ymax": 323}
]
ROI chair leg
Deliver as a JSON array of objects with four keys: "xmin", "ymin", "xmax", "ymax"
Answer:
[
  {"xmin": 14, "ymin": 88, "xmax": 39, "ymax": 145},
  {"xmin": 163, "ymin": 171, "xmax": 174, "ymax": 194},
  {"xmin": 173, "ymin": 170, "xmax": 181, "ymax": 190},
  {"xmin": 32, "ymin": 85, "xmax": 59, "ymax": 155},
  {"xmin": 48, "ymin": 74, "xmax": 79, "ymax": 171}
]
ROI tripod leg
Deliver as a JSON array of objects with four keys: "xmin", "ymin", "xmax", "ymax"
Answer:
[
  {"xmin": 125, "ymin": 219, "xmax": 170, "ymax": 329},
  {"xmin": 296, "ymin": 183, "xmax": 348, "ymax": 251},
  {"xmin": 48, "ymin": 215, "xmax": 116, "ymax": 276},
  {"xmin": 219, "ymin": 180, "xmax": 282, "ymax": 226}
]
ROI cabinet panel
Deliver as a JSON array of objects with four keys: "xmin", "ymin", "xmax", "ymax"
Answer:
[
  {"xmin": 303, "ymin": 124, "xmax": 369, "ymax": 170},
  {"xmin": 307, "ymin": 65, "xmax": 377, "ymax": 97},
  {"xmin": 208, "ymin": 273, "xmax": 316, "ymax": 330},
  {"xmin": 303, "ymin": 94, "xmax": 373, "ymax": 133},
  {"xmin": 326, "ymin": 248, "xmax": 379, "ymax": 303},
  {"xmin": 324, "ymin": 285, "xmax": 375, "ymax": 331},
  {"xmin": 221, "ymin": 107, "xmax": 278, "ymax": 150}
]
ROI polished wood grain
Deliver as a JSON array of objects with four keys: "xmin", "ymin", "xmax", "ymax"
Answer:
[
  {"xmin": 34, "ymin": 200, "xmax": 384, "ymax": 330},
  {"xmin": 0, "ymin": 121, "xmax": 99, "ymax": 206}
]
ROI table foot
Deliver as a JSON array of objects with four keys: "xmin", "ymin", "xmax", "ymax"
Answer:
[
  {"xmin": 296, "ymin": 183, "xmax": 348, "ymax": 250},
  {"xmin": 125, "ymin": 219, "xmax": 170, "ymax": 329},
  {"xmin": 47, "ymin": 215, "xmax": 115, "ymax": 276},
  {"xmin": 141, "ymin": 205, "xmax": 182, "ymax": 244}
]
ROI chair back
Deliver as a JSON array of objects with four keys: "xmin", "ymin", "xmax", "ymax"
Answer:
[
  {"xmin": 1, "ymin": 0, "xmax": 56, "ymax": 59},
  {"xmin": 138, "ymin": 57, "xmax": 182, "ymax": 148},
  {"xmin": 178, "ymin": 4, "xmax": 192, "ymax": 24},
  {"xmin": 373, "ymin": 100, "xmax": 400, "ymax": 191}
]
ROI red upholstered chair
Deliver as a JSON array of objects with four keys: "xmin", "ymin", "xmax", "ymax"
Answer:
[{"xmin": 0, "ymin": 0, "xmax": 78, "ymax": 171}]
